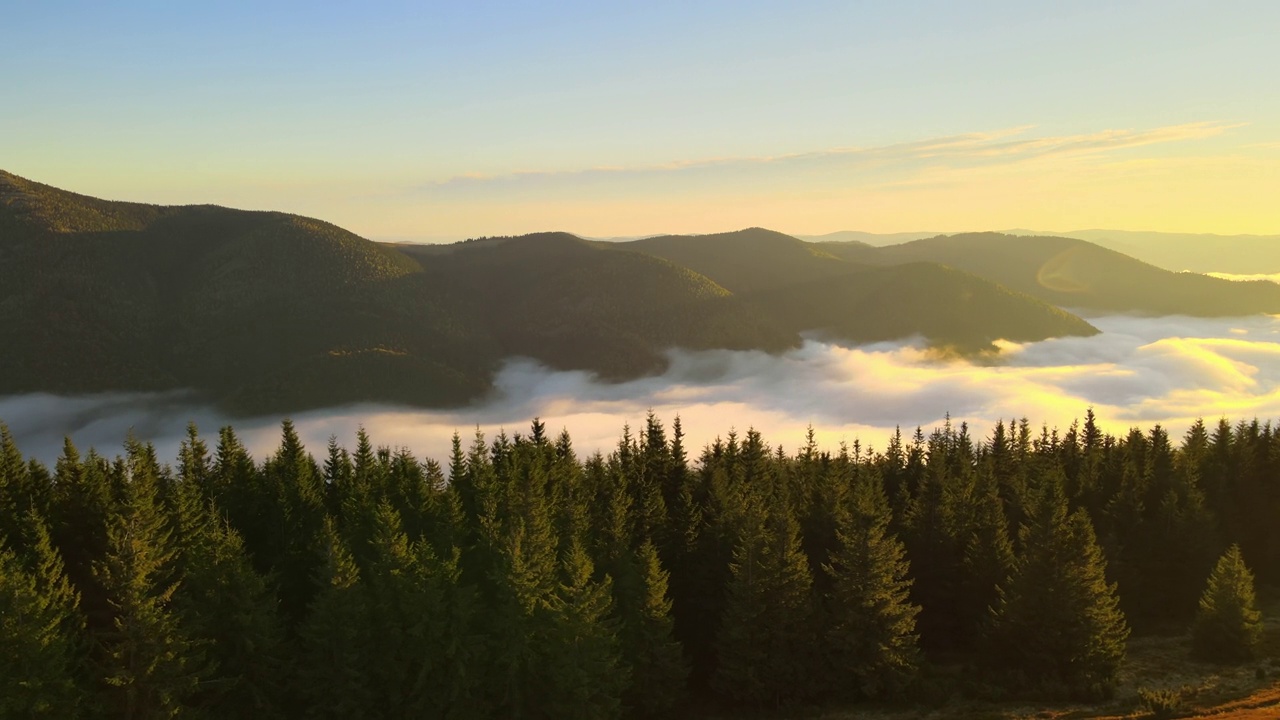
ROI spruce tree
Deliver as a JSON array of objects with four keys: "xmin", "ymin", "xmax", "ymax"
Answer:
[
  {"xmin": 262, "ymin": 420, "xmax": 328, "ymax": 626},
  {"xmin": 0, "ymin": 521, "xmax": 86, "ymax": 718},
  {"xmin": 1192, "ymin": 544, "xmax": 1262, "ymax": 663},
  {"xmin": 822, "ymin": 475, "xmax": 920, "ymax": 700},
  {"xmin": 296, "ymin": 520, "xmax": 377, "ymax": 720},
  {"xmin": 93, "ymin": 438, "xmax": 205, "ymax": 718},
  {"xmin": 0, "ymin": 424, "xmax": 48, "ymax": 554},
  {"xmin": 48, "ymin": 439, "xmax": 114, "ymax": 631},
  {"xmin": 481, "ymin": 510, "xmax": 559, "ymax": 716},
  {"xmin": 362, "ymin": 502, "xmax": 483, "ymax": 718},
  {"xmin": 171, "ymin": 469, "xmax": 286, "ymax": 718},
  {"xmin": 536, "ymin": 539, "xmax": 626, "ymax": 719},
  {"xmin": 619, "ymin": 540, "xmax": 688, "ymax": 717},
  {"xmin": 985, "ymin": 481, "xmax": 1129, "ymax": 700},
  {"xmin": 712, "ymin": 488, "xmax": 816, "ymax": 708}
]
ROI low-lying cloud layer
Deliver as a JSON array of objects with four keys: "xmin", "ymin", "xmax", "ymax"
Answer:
[
  {"xmin": 1207, "ymin": 272, "xmax": 1280, "ymax": 284},
  {"xmin": 3, "ymin": 314, "xmax": 1279, "ymax": 467}
]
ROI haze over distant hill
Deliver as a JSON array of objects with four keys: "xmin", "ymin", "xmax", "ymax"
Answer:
[
  {"xmin": 820, "ymin": 232, "xmax": 1280, "ymax": 316},
  {"xmin": 1, "ymin": 172, "xmax": 1105, "ymax": 414},
  {"xmin": 805, "ymin": 228, "xmax": 1280, "ymax": 274},
  {"xmin": 795, "ymin": 230, "xmax": 941, "ymax": 247},
  {"xmin": 1039, "ymin": 229, "xmax": 1280, "ymax": 274}
]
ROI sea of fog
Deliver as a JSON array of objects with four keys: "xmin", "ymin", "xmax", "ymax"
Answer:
[{"xmin": 3, "ymin": 314, "xmax": 1280, "ymax": 466}]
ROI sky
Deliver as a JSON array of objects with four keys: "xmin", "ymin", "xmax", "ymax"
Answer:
[
  {"xmin": 5, "ymin": 314, "xmax": 1280, "ymax": 468},
  {"xmin": 3, "ymin": 1, "xmax": 1278, "ymax": 239}
]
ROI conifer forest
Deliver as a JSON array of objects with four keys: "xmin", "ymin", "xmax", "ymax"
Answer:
[{"xmin": 1, "ymin": 410, "xmax": 1275, "ymax": 718}]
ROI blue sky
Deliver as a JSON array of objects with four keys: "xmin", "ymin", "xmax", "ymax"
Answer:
[{"xmin": 3, "ymin": 1, "xmax": 1278, "ymax": 238}]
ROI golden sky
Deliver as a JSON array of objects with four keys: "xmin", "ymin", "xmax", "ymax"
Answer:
[{"xmin": 4, "ymin": 2, "xmax": 1277, "ymax": 239}]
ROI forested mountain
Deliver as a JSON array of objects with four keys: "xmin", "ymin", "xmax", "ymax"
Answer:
[
  {"xmin": 1, "ymin": 411, "xmax": 1274, "ymax": 717},
  {"xmin": 621, "ymin": 228, "xmax": 862, "ymax": 293},
  {"xmin": 821, "ymin": 232, "xmax": 1280, "ymax": 316},
  {"xmin": 1, "ymin": 173, "xmax": 1098, "ymax": 413},
  {"xmin": 619, "ymin": 228, "xmax": 1097, "ymax": 349}
]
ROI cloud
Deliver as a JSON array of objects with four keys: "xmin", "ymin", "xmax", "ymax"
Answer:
[
  {"xmin": 416, "ymin": 122, "xmax": 1244, "ymax": 196},
  {"xmin": 3, "ymin": 314, "xmax": 1280, "ymax": 468},
  {"xmin": 1207, "ymin": 272, "xmax": 1280, "ymax": 284}
]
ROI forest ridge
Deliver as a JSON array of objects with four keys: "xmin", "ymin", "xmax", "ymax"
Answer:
[
  {"xmin": 5, "ymin": 169, "xmax": 1280, "ymax": 415},
  {"xmin": 0, "ymin": 411, "xmax": 1272, "ymax": 717}
]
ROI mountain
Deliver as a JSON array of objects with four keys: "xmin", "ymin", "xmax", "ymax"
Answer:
[
  {"xmin": 0, "ymin": 171, "xmax": 466, "ymax": 413},
  {"xmin": 1, "ymin": 172, "xmax": 1100, "ymax": 413},
  {"xmin": 621, "ymin": 228, "xmax": 863, "ymax": 293},
  {"xmin": 803, "ymin": 228, "xmax": 1280, "ymax": 275},
  {"xmin": 821, "ymin": 232, "xmax": 1280, "ymax": 317},
  {"xmin": 1048, "ymin": 230, "xmax": 1280, "ymax": 275},
  {"xmin": 393, "ymin": 232, "xmax": 793, "ymax": 380},
  {"xmin": 794, "ymin": 230, "xmax": 940, "ymax": 247},
  {"xmin": 620, "ymin": 229, "xmax": 1097, "ymax": 350}
]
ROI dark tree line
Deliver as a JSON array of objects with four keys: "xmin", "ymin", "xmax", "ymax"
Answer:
[{"xmin": 0, "ymin": 410, "xmax": 1274, "ymax": 718}]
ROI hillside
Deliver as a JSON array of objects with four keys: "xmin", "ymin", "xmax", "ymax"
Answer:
[
  {"xmin": 1055, "ymin": 229, "xmax": 1280, "ymax": 275},
  {"xmin": 1, "ymin": 173, "xmax": 1103, "ymax": 413},
  {"xmin": 622, "ymin": 229, "xmax": 1096, "ymax": 348},
  {"xmin": 621, "ymin": 228, "xmax": 860, "ymax": 293},
  {"xmin": 822, "ymin": 232, "xmax": 1280, "ymax": 316},
  {"xmin": 795, "ymin": 230, "xmax": 939, "ymax": 247},
  {"xmin": 394, "ymin": 232, "xmax": 795, "ymax": 380}
]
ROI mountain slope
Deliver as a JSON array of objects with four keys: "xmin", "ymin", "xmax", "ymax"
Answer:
[
  {"xmin": 620, "ymin": 229, "xmax": 1097, "ymax": 348},
  {"xmin": 744, "ymin": 262, "xmax": 1096, "ymax": 349},
  {"xmin": 1053, "ymin": 230, "xmax": 1280, "ymax": 275},
  {"xmin": 394, "ymin": 233, "xmax": 794, "ymax": 380},
  {"xmin": 1, "ymin": 173, "xmax": 1104, "ymax": 412},
  {"xmin": 621, "ymin": 228, "xmax": 860, "ymax": 293},
  {"xmin": 821, "ymin": 232, "xmax": 1280, "ymax": 316},
  {"xmin": 1, "ymin": 174, "xmax": 797, "ymax": 412}
]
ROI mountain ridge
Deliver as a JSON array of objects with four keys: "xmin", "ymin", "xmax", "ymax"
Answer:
[
  {"xmin": 820, "ymin": 231, "xmax": 1280, "ymax": 316},
  {"xmin": 1, "ymin": 172, "xmax": 1117, "ymax": 414}
]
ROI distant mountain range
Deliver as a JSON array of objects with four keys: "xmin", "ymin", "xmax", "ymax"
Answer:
[
  {"xmin": 818, "ymin": 233, "xmax": 1280, "ymax": 317},
  {"xmin": 2, "ymin": 170, "xmax": 1274, "ymax": 414},
  {"xmin": 799, "ymin": 229, "xmax": 1280, "ymax": 274}
]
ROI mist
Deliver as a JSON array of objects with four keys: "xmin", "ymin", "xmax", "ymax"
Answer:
[{"xmin": 3, "ymin": 314, "xmax": 1279, "ymax": 467}]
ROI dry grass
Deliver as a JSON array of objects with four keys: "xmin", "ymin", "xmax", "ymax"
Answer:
[{"xmin": 809, "ymin": 598, "xmax": 1280, "ymax": 720}]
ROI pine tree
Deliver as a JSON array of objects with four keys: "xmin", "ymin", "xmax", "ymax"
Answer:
[
  {"xmin": 0, "ymin": 423, "xmax": 50, "ymax": 555},
  {"xmin": 985, "ymin": 480, "xmax": 1129, "ymax": 699},
  {"xmin": 480, "ymin": 509, "xmax": 559, "ymax": 717},
  {"xmin": 0, "ymin": 519, "xmax": 86, "ymax": 718},
  {"xmin": 535, "ymin": 539, "xmax": 626, "ymax": 719},
  {"xmin": 619, "ymin": 540, "xmax": 688, "ymax": 717},
  {"xmin": 93, "ymin": 437, "xmax": 205, "ymax": 719},
  {"xmin": 296, "ymin": 520, "xmax": 377, "ymax": 719},
  {"xmin": 208, "ymin": 427, "xmax": 261, "ymax": 561},
  {"xmin": 1192, "ymin": 544, "xmax": 1262, "ymax": 663},
  {"xmin": 171, "ymin": 467, "xmax": 286, "ymax": 718},
  {"xmin": 822, "ymin": 475, "xmax": 920, "ymax": 700},
  {"xmin": 361, "ymin": 502, "xmax": 483, "ymax": 718},
  {"xmin": 262, "ymin": 420, "xmax": 328, "ymax": 626},
  {"xmin": 47, "ymin": 439, "xmax": 114, "ymax": 632},
  {"xmin": 712, "ymin": 488, "xmax": 816, "ymax": 708}
]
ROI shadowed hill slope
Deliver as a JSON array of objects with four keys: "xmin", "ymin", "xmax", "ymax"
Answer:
[
  {"xmin": 394, "ymin": 232, "xmax": 794, "ymax": 381},
  {"xmin": 2, "ymin": 173, "xmax": 1102, "ymax": 413}
]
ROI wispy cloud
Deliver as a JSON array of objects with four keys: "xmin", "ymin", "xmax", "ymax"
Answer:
[{"xmin": 417, "ymin": 122, "xmax": 1244, "ymax": 194}]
